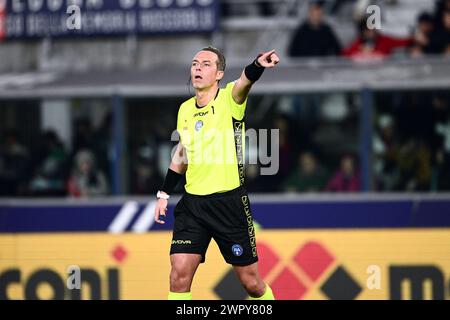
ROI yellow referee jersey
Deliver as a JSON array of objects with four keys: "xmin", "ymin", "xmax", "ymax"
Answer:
[{"xmin": 177, "ymin": 81, "xmax": 248, "ymax": 195}]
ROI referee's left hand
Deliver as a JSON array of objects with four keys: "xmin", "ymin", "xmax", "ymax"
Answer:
[
  {"xmin": 154, "ymin": 198, "xmax": 168, "ymax": 224},
  {"xmin": 257, "ymin": 49, "xmax": 280, "ymax": 68}
]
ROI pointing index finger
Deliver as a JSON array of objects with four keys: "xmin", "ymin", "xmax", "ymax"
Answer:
[{"xmin": 267, "ymin": 49, "xmax": 276, "ymax": 56}]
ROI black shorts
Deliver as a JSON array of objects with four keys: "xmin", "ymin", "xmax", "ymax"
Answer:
[{"xmin": 170, "ymin": 186, "xmax": 258, "ymax": 266}]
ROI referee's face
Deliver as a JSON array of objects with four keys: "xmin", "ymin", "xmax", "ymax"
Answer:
[{"xmin": 191, "ymin": 50, "xmax": 223, "ymax": 90}]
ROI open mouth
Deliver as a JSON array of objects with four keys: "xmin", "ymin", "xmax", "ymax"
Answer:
[{"xmin": 194, "ymin": 75, "xmax": 202, "ymax": 80}]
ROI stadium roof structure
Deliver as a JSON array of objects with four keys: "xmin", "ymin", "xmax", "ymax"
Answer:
[{"xmin": 0, "ymin": 57, "xmax": 449, "ymax": 99}]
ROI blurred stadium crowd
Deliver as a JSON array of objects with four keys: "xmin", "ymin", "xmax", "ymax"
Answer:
[{"xmin": 0, "ymin": 0, "xmax": 449, "ymax": 197}]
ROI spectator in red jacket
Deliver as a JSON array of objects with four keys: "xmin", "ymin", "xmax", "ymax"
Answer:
[
  {"xmin": 343, "ymin": 19, "xmax": 413, "ymax": 61},
  {"xmin": 326, "ymin": 154, "xmax": 361, "ymax": 192}
]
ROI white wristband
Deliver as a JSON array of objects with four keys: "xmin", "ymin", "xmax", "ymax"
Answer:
[{"xmin": 157, "ymin": 191, "xmax": 170, "ymax": 200}]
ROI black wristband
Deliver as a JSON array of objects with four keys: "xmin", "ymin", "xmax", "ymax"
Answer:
[
  {"xmin": 244, "ymin": 56, "xmax": 265, "ymax": 82},
  {"xmin": 161, "ymin": 168, "xmax": 183, "ymax": 195}
]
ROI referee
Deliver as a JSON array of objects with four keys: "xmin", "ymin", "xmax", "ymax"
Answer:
[{"xmin": 154, "ymin": 46, "xmax": 279, "ymax": 300}]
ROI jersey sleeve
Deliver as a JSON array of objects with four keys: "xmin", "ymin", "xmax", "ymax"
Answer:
[{"xmin": 226, "ymin": 81, "xmax": 247, "ymax": 121}]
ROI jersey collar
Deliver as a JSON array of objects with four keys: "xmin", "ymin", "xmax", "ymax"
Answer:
[{"xmin": 195, "ymin": 87, "xmax": 221, "ymax": 109}]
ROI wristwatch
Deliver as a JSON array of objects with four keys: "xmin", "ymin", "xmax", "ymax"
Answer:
[{"xmin": 156, "ymin": 191, "xmax": 170, "ymax": 200}]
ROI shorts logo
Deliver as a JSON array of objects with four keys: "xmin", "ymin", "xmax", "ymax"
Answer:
[
  {"xmin": 195, "ymin": 120, "xmax": 203, "ymax": 131},
  {"xmin": 232, "ymin": 244, "xmax": 243, "ymax": 256},
  {"xmin": 172, "ymin": 240, "xmax": 192, "ymax": 245}
]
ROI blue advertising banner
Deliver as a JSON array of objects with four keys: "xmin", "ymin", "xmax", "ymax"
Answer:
[
  {"xmin": 0, "ymin": 0, "xmax": 219, "ymax": 40},
  {"xmin": 1, "ymin": 196, "xmax": 450, "ymax": 233}
]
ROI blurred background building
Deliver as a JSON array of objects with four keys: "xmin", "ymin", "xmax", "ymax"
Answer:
[{"xmin": 1, "ymin": 0, "xmax": 449, "ymax": 197}]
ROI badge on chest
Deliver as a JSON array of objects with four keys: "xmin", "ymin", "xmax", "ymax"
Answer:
[{"xmin": 195, "ymin": 120, "xmax": 204, "ymax": 131}]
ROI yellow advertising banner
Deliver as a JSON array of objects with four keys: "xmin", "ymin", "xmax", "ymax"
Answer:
[{"xmin": 0, "ymin": 229, "xmax": 449, "ymax": 300}]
